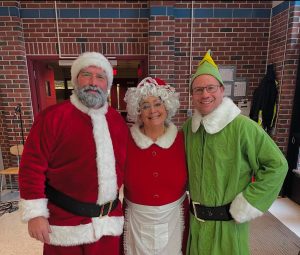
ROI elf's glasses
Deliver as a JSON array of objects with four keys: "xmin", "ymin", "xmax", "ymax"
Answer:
[{"xmin": 192, "ymin": 85, "xmax": 221, "ymax": 95}]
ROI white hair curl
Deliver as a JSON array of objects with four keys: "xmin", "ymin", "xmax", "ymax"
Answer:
[{"xmin": 124, "ymin": 77, "xmax": 180, "ymax": 124}]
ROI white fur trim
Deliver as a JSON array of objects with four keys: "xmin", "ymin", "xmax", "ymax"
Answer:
[
  {"xmin": 229, "ymin": 192, "xmax": 263, "ymax": 223},
  {"xmin": 71, "ymin": 93, "xmax": 117, "ymax": 204},
  {"xmin": 19, "ymin": 198, "xmax": 49, "ymax": 222},
  {"xmin": 49, "ymin": 216, "xmax": 124, "ymax": 246},
  {"xmin": 192, "ymin": 97, "xmax": 241, "ymax": 134},
  {"xmin": 71, "ymin": 52, "xmax": 113, "ymax": 89},
  {"xmin": 89, "ymin": 109, "xmax": 117, "ymax": 204},
  {"xmin": 130, "ymin": 122, "xmax": 178, "ymax": 149},
  {"xmin": 92, "ymin": 216, "xmax": 124, "ymax": 239}
]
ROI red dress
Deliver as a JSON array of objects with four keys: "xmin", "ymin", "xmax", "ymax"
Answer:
[{"xmin": 123, "ymin": 123, "xmax": 189, "ymax": 254}]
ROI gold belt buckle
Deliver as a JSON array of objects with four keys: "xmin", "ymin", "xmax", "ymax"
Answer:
[
  {"xmin": 99, "ymin": 200, "xmax": 113, "ymax": 218},
  {"xmin": 192, "ymin": 201, "xmax": 205, "ymax": 222},
  {"xmin": 107, "ymin": 200, "xmax": 113, "ymax": 214}
]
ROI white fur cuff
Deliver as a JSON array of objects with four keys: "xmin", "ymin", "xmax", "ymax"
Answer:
[
  {"xmin": 20, "ymin": 198, "xmax": 49, "ymax": 222},
  {"xmin": 229, "ymin": 192, "xmax": 263, "ymax": 223}
]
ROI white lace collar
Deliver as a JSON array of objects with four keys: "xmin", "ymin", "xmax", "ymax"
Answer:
[{"xmin": 130, "ymin": 122, "xmax": 178, "ymax": 149}]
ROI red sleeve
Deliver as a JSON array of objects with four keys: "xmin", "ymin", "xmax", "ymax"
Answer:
[{"xmin": 19, "ymin": 111, "xmax": 53, "ymax": 200}]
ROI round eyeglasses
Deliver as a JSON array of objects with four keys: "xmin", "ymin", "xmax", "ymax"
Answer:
[{"xmin": 140, "ymin": 100, "xmax": 164, "ymax": 111}]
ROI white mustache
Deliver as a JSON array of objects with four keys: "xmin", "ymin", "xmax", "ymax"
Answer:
[{"xmin": 83, "ymin": 86, "xmax": 102, "ymax": 94}]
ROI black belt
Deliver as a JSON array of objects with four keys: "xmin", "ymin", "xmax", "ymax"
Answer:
[
  {"xmin": 45, "ymin": 182, "xmax": 119, "ymax": 218},
  {"xmin": 190, "ymin": 200, "xmax": 233, "ymax": 221}
]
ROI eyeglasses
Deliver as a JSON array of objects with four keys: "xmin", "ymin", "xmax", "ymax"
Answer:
[
  {"xmin": 140, "ymin": 100, "xmax": 164, "ymax": 111},
  {"xmin": 192, "ymin": 85, "xmax": 221, "ymax": 95},
  {"xmin": 78, "ymin": 71, "xmax": 106, "ymax": 81}
]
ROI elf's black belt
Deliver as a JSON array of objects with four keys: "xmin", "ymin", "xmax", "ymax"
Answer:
[
  {"xmin": 45, "ymin": 182, "xmax": 119, "ymax": 218},
  {"xmin": 190, "ymin": 200, "xmax": 233, "ymax": 222}
]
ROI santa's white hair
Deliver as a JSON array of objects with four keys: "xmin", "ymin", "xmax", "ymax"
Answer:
[{"xmin": 124, "ymin": 77, "xmax": 180, "ymax": 124}]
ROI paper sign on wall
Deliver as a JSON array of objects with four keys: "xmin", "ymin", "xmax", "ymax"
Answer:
[
  {"xmin": 234, "ymin": 80, "xmax": 247, "ymax": 97},
  {"xmin": 219, "ymin": 66, "xmax": 235, "ymax": 81},
  {"xmin": 223, "ymin": 82, "xmax": 233, "ymax": 97}
]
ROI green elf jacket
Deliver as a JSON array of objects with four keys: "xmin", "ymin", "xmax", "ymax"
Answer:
[{"xmin": 183, "ymin": 97, "xmax": 288, "ymax": 255}]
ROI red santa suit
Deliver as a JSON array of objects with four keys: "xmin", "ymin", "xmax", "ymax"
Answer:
[
  {"xmin": 19, "ymin": 93, "xmax": 128, "ymax": 252},
  {"xmin": 124, "ymin": 123, "xmax": 188, "ymax": 254}
]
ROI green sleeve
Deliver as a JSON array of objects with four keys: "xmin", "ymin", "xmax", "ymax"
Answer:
[{"xmin": 241, "ymin": 118, "xmax": 288, "ymax": 212}]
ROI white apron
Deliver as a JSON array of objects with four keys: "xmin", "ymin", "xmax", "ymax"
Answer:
[{"xmin": 124, "ymin": 194, "xmax": 186, "ymax": 255}]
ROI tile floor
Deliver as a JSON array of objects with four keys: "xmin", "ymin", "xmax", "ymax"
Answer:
[{"xmin": 269, "ymin": 196, "xmax": 300, "ymax": 237}]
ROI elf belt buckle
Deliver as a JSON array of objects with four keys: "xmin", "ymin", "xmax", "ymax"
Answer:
[{"xmin": 192, "ymin": 201, "xmax": 205, "ymax": 222}]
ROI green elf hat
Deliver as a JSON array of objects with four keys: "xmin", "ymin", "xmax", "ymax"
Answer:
[{"xmin": 191, "ymin": 49, "xmax": 224, "ymax": 86}]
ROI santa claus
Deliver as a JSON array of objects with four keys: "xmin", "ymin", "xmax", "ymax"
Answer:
[{"xmin": 19, "ymin": 52, "xmax": 128, "ymax": 255}]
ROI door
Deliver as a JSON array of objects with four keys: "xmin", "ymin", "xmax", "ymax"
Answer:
[
  {"xmin": 28, "ymin": 59, "xmax": 57, "ymax": 116},
  {"xmin": 283, "ymin": 56, "xmax": 300, "ymax": 205},
  {"xmin": 110, "ymin": 78, "xmax": 138, "ymax": 122},
  {"xmin": 33, "ymin": 61, "xmax": 56, "ymax": 111}
]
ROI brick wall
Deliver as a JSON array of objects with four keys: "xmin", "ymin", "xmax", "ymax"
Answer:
[
  {"xmin": 268, "ymin": 2, "xmax": 300, "ymax": 153},
  {"xmin": 173, "ymin": 1, "xmax": 272, "ymax": 127},
  {"xmin": 148, "ymin": 2, "xmax": 175, "ymax": 83},
  {"xmin": 21, "ymin": 1, "xmax": 149, "ymax": 57},
  {"xmin": 0, "ymin": 1, "xmax": 32, "ymax": 167}
]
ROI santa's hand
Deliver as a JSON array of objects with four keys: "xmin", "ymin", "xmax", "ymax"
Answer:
[{"xmin": 28, "ymin": 216, "xmax": 51, "ymax": 244}]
